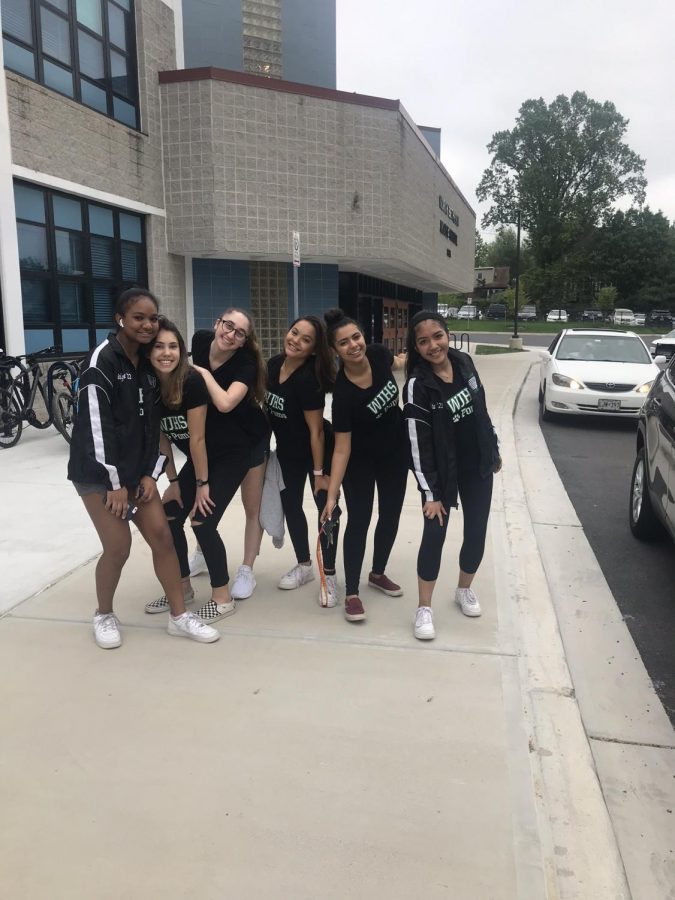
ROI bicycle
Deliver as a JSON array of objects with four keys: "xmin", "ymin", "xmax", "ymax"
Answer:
[{"xmin": 0, "ymin": 348, "xmax": 82, "ymax": 448}]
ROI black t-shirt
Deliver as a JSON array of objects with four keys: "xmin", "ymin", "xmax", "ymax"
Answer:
[
  {"xmin": 265, "ymin": 354, "xmax": 325, "ymax": 459},
  {"xmin": 191, "ymin": 330, "xmax": 268, "ymax": 454},
  {"xmin": 158, "ymin": 369, "xmax": 209, "ymax": 459},
  {"xmin": 331, "ymin": 343, "xmax": 404, "ymax": 457},
  {"xmin": 434, "ymin": 366, "xmax": 479, "ymax": 466}
]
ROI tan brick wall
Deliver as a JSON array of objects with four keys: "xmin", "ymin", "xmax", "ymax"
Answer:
[{"xmin": 160, "ymin": 78, "xmax": 475, "ymax": 292}]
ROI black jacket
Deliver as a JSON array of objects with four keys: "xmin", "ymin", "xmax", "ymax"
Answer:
[
  {"xmin": 403, "ymin": 348, "xmax": 500, "ymax": 507},
  {"xmin": 68, "ymin": 333, "xmax": 165, "ymax": 490}
]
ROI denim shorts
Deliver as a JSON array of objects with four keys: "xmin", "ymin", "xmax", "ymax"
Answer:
[{"xmin": 72, "ymin": 481, "xmax": 107, "ymax": 497}]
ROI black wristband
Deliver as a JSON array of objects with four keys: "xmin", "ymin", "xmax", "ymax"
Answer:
[
  {"xmin": 168, "ymin": 477, "xmax": 179, "ymax": 483},
  {"xmin": 196, "ymin": 478, "xmax": 209, "ymax": 487}
]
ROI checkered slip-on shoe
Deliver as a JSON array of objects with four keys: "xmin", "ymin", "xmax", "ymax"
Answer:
[
  {"xmin": 195, "ymin": 598, "xmax": 236, "ymax": 623},
  {"xmin": 144, "ymin": 587, "xmax": 195, "ymax": 615}
]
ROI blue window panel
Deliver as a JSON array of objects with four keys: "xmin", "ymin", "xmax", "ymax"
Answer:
[
  {"xmin": 95, "ymin": 327, "xmax": 110, "ymax": 344},
  {"xmin": 88, "ymin": 204, "xmax": 114, "ymax": 236},
  {"xmin": 90, "ymin": 235, "xmax": 114, "ymax": 277},
  {"xmin": 119, "ymin": 212, "xmax": 142, "ymax": 242},
  {"xmin": 80, "ymin": 78, "xmax": 107, "ymax": 112},
  {"xmin": 3, "ymin": 38, "xmax": 36, "ymax": 78},
  {"xmin": 40, "ymin": 7, "xmax": 71, "ymax": 64},
  {"xmin": 53, "ymin": 195, "xmax": 82, "ymax": 230},
  {"xmin": 14, "ymin": 183, "xmax": 45, "ymax": 223},
  {"xmin": 62, "ymin": 328, "xmax": 90, "ymax": 351},
  {"xmin": 107, "ymin": 1, "xmax": 126, "ymax": 50},
  {"xmin": 58, "ymin": 281, "xmax": 86, "ymax": 321},
  {"xmin": 2, "ymin": 0, "xmax": 33, "ymax": 43},
  {"xmin": 93, "ymin": 282, "xmax": 115, "ymax": 322},
  {"xmin": 55, "ymin": 230, "xmax": 85, "ymax": 274},
  {"xmin": 113, "ymin": 95, "xmax": 136, "ymax": 128},
  {"xmin": 24, "ymin": 328, "xmax": 55, "ymax": 353},
  {"xmin": 75, "ymin": 0, "xmax": 102, "ymax": 34},
  {"xmin": 17, "ymin": 222, "xmax": 48, "ymax": 270},
  {"xmin": 120, "ymin": 241, "xmax": 140, "ymax": 280},
  {"xmin": 21, "ymin": 279, "xmax": 51, "ymax": 321},
  {"xmin": 78, "ymin": 30, "xmax": 105, "ymax": 80},
  {"xmin": 43, "ymin": 59, "xmax": 74, "ymax": 97}
]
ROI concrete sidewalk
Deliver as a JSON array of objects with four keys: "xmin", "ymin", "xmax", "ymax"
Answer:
[{"xmin": 1, "ymin": 351, "xmax": 672, "ymax": 899}]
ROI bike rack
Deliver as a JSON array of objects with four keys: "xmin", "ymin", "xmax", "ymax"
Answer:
[{"xmin": 449, "ymin": 332, "xmax": 471, "ymax": 352}]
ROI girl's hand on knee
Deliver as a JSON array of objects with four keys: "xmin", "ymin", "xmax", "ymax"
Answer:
[
  {"xmin": 191, "ymin": 484, "xmax": 215, "ymax": 519},
  {"xmin": 321, "ymin": 495, "xmax": 337, "ymax": 524},
  {"xmin": 162, "ymin": 480, "xmax": 183, "ymax": 508},
  {"xmin": 105, "ymin": 487, "xmax": 128, "ymax": 517},
  {"xmin": 138, "ymin": 476, "xmax": 156, "ymax": 503},
  {"xmin": 423, "ymin": 500, "xmax": 447, "ymax": 526}
]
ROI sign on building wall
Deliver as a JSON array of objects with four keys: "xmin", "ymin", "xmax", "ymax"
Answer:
[{"xmin": 292, "ymin": 231, "xmax": 301, "ymax": 268}]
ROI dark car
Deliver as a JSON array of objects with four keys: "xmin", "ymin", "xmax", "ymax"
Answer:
[
  {"xmin": 629, "ymin": 355, "xmax": 675, "ymax": 543},
  {"xmin": 581, "ymin": 309, "xmax": 605, "ymax": 322},
  {"xmin": 485, "ymin": 303, "xmax": 507, "ymax": 320},
  {"xmin": 645, "ymin": 309, "xmax": 673, "ymax": 329}
]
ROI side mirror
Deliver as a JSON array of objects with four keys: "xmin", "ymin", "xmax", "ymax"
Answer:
[
  {"xmin": 540, "ymin": 350, "xmax": 551, "ymax": 361},
  {"xmin": 653, "ymin": 355, "xmax": 668, "ymax": 369}
]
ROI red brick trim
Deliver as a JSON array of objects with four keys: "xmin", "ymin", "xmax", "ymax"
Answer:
[{"xmin": 158, "ymin": 66, "xmax": 400, "ymax": 111}]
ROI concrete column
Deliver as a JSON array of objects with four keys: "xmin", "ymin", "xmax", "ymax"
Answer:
[{"xmin": 0, "ymin": 48, "xmax": 25, "ymax": 355}]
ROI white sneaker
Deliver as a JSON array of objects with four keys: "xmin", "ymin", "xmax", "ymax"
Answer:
[
  {"xmin": 455, "ymin": 587, "xmax": 482, "ymax": 617},
  {"xmin": 319, "ymin": 573, "xmax": 339, "ymax": 608},
  {"xmin": 144, "ymin": 587, "xmax": 194, "ymax": 615},
  {"xmin": 188, "ymin": 547, "xmax": 208, "ymax": 577},
  {"xmin": 231, "ymin": 565, "xmax": 256, "ymax": 600},
  {"xmin": 278, "ymin": 563, "xmax": 315, "ymax": 590},
  {"xmin": 93, "ymin": 611, "xmax": 122, "ymax": 649},
  {"xmin": 168, "ymin": 611, "xmax": 220, "ymax": 643},
  {"xmin": 414, "ymin": 606, "xmax": 435, "ymax": 640}
]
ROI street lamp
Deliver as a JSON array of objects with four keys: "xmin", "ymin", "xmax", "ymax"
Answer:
[{"xmin": 510, "ymin": 209, "xmax": 523, "ymax": 350}]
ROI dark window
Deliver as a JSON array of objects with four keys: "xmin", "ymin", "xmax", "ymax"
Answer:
[
  {"xmin": 2, "ymin": 0, "xmax": 138, "ymax": 128},
  {"xmin": 14, "ymin": 180, "xmax": 147, "ymax": 350}
]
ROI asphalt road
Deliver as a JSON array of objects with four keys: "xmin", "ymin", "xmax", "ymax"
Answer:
[{"xmin": 540, "ymin": 409, "xmax": 675, "ymax": 724}]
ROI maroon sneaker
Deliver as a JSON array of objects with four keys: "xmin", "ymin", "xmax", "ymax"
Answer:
[
  {"xmin": 368, "ymin": 573, "xmax": 403, "ymax": 597},
  {"xmin": 344, "ymin": 595, "xmax": 366, "ymax": 622}
]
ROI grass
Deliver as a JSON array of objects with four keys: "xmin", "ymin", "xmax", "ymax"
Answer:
[
  {"xmin": 446, "ymin": 319, "xmax": 660, "ymax": 335},
  {"xmin": 475, "ymin": 344, "xmax": 527, "ymax": 355}
]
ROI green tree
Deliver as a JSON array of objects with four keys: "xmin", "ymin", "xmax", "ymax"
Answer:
[
  {"xmin": 474, "ymin": 230, "xmax": 489, "ymax": 267},
  {"xmin": 476, "ymin": 92, "xmax": 647, "ymax": 268},
  {"xmin": 596, "ymin": 286, "xmax": 617, "ymax": 313}
]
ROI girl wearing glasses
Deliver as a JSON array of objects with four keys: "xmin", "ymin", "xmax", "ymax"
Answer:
[
  {"xmin": 265, "ymin": 317, "xmax": 339, "ymax": 606},
  {"xmin": 183, "ymin": 309, "xmax": 270, "ymax": 620}
]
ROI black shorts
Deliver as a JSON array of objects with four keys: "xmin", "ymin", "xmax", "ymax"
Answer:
[{"xmin": 249, "ymin": 434, "xmax": 270, "ymax": 469}]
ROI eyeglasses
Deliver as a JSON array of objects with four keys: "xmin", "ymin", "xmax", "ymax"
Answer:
[{"xmin": 216, "ymin": 319, "xmax": 248, "ymax": 342}]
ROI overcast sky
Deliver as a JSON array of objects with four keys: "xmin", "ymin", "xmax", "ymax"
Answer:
[{"xmin": 335, "ymin": 0, "xmax": 674, "ymax": 235}]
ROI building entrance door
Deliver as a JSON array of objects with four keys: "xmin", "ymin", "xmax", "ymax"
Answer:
[{"xmin": 382, "ymin": 300, "xmax": 409, "ymax": 354}]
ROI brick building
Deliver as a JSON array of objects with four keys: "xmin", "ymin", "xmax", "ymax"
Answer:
[{"xmin": 1, "ymin": 0, "xmax": 475, "ymax": 356}]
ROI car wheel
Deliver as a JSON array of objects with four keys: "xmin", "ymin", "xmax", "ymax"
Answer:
[
  {"xmin": 629, "ymin": 448, "xmax": 663, "ymax": 540},
  {"xmin": 539, "ymin": 382, "xmax": 554, "ymax": 422}
]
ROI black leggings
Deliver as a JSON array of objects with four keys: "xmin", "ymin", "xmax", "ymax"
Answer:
[
  {"xmin": 417, "ymin": 466, "xmax": 493, "ymax": 582},
  {"xmin": 278, "ymin": 454, "xmax": 338, "ymax": 572},
  {"xmin": 164, "ymin": 453, "xmax": 250, "ymax": 588},
  {"xmin": 342, "ymin": 449, "xmax": 408, "ymax": 595}
]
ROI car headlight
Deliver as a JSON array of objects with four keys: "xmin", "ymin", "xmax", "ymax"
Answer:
[
  {"xmin": 551, "ymin": 373, "xmax": 584, "ymax": 390},
  {"xmin": 635, "ymin": 380, "xmax": 654, "ymax": 394}
]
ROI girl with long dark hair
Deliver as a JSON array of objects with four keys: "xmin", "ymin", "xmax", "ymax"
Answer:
[
  {"xmin": 265, "ymin": 316, "xmax": 339, "ymax": 606},
  {"xmin": 68, "ymin": 289, "xmax": 220, "ymax": 648},
  {"xmin": 403, "ymin": 311, "xmax": 502, "ymax": 641},
  {"xmin": 186, "ymin": 308, "xmax": 270, "ymax": 618},
  {"xmin": 321, "ymin": 309, "xmax": 407, "ymax": 623}
]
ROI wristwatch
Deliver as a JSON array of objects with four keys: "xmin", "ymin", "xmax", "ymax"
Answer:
[{"xmin": 196, "ymin": 478, "xmax": 209, "ymax": 487}]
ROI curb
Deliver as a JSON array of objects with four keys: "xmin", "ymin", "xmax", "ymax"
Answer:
[{"xmin": 494, "ymin": 356, "xmax": 631, "ymax": 899}]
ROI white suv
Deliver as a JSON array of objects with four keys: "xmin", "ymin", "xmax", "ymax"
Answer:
[{"xmin": 613, "ymin": 308, "xmax": 635, "ymax": 325}]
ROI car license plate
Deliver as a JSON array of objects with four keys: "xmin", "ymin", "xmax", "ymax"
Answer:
[{"xmin": 598, "ymin": 399, "xmax": 621, "ymax": 411}]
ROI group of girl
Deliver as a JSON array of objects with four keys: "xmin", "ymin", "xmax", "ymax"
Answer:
[{"xmin": 68, "ymin": 288, "xmax": 501, "ymax": 650}]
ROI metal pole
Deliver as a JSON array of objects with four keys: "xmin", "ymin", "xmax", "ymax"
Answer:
[
  {"xmin": 513, "ymin": 208, "xmax": 521, "ymax": 339},
  {"xmin": 293, "ymin": 263, "xmax": 299, "ymax": 321}
]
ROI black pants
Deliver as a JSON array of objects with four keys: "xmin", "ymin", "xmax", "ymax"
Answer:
[
  {"xmin": 164, "ymin": 452, "xmax": 250, "ymax": 588},
  {"xmin": 278, "ymin": 453, "xmax": 338, "ymax": 572},
  {"xmin": 417, "ymin": 466, "xmax": 493, "ymax": 582},
  {"xmin": 342, "ymin": 448, "xmax": 408, "ymax": 595}
]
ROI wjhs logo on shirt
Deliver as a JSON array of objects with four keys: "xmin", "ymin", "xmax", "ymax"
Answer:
[
  {"xmin": 366, "ymin": 380, "xmax": 398, "ymax": 418},
  {"xmin": 447, "ymin": 387, "xmax": 473, "ymax": 423},
  {"xmin": 265, "ymin": 390, "xmax": 287, "ymax": 419},
  {"xmin": 161, "ymin": 414, "xmax": 188, "ymax": 440}
]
